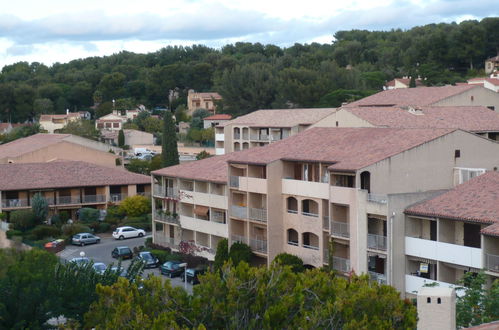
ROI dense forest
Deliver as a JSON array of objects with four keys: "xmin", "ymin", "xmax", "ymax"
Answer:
[{"xmin": 0, "ymin": 17, "xmax": 498, "ymax": 122}]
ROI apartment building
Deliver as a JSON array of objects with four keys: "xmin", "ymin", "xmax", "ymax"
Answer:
[
  {"xmin": 346, "ymin": 85, "xmax": 499, "ymax": 111},
  {"xmin": 215, "ymin": 108, "xmax": 336, "ymax": 155},
  {"xmin": 313, "ymin": 105, "xmax": 499, "ymax": 141},
  {"xmin": 0, "ymin": 161, "xmax": 151, "ymax": 220},
  {"xmin": 151, "ymin": 154, "xmax": 230, "ymax": 260},
  {"xmin": 0, "ymin": 133, "xmax": 123, "ymax": 168},
  {"xmin": 224, "ymin": 127, "xmax": 499, "ymax": 289},
  {"xmin": 403, "ymin": 171, "xmax": 499, "ymax": 297}
]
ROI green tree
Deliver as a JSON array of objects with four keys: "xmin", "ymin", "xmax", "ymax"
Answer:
[
  {"xmin": 272, "ymin": 253, "xmax": 304, "ymax": 273},
  {"xmin": 196, "ymin": 150, "xmax": 212, "ymax": 160},
  {"xmin": 10, "ymin": 209, "xmax": 37, "ymax": 231},
  {"xmin": 126, "ymin": 158, "xmax": 151, "ymax": 175},
  {"xmin": 97, "ymin": 72, "xmax": 126, "ymax": 101},
  {"xmin": 118, "ymin": 129, "xmax": 125, "ymax": 147},
  {"xmin": 213, "ymin": 238, "xmax": 229, "ymax": 271},
  {"xmin": 31, "ymin": 192, "xmax": 48, "ymax": 224},
  {"xmin": 161, "ymin": 112, "xmax": 179, "ymax": 167},
  {"xmin": 57, "ymin": 119, "xmax": 100, "ymax": 140},
  {"xmin": 119, "ymin": 195, "xmax": 151, "ymax": 217},
  {"xmin": 228, "ymin": 241, "xmax": 252, "ymax": 266},
  {"xmin": 33, "ymin": 98, "xmax": 54, "ymax": 115}
]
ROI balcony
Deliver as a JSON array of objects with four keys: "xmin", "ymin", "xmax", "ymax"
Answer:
[
  {"xmin": 302, "ymin": 211, "xmax": 319, "ymax": 218},
  {"xmin": 153, "ymin": 233, "xmax": 178, "ymax": 249},
  {"xmin": 405, "ymin": 274, "xmax": 465, "ymax": 297},
  {"xmin": 110, "ymin": 193, "xmax": 127, "ymax": 202},
  {"xmin": 405, "ymin": 237, "xmax": 482, "ymax": 269},
  {"xmin": 486, "ymin": 253, "xmax": 499, "ymax": 273},
  {"xmin": 249, "ymin": 207, "xmax": 267, "ymax": 223},
  {"xmin": 250, "ymin": 134, "xmax": 269, "ymax": 142},
  {"xmin": 229, "ymin": 176, "xmax": 239, "ymax": 188},
  {"xmin": 331, "ymin": 221, "xmax": 349, "ymax": 238},
  {"xmin": 180, "ymin": 215, "xmax": 228, "ymax": 237},
  {"xmin": 153, "ymin": 184, "xmax": 165, "ymax": 197},
  {"xmin": 282, "ymin": 179, "xmax": 329, "ymax": 199},
  {"xmin": 82, "ymin": 195, "xmax": 106, "ymax": 203},
  {"xmin": 137, "ymin": 192, "xmax": 151, "ymax": 198},
  {"xmin": 367, "ymin": 193, "xmax": 387, "ymax": 204},
  {"xmin": 367, "ymin": 233, "xmax": 387, "ymax": 251},
  {"xmin": 153, "ymin": 185, "xmax": 178, "ymax": 199},
  {"xmin": 230, "ymin": 205, "xmax": 247, "ymax": 219},
  {"xmin": 332, "ymin": 256, "xmax": 351, "ymax": 273},
  {"xmin": 250, "ymin": 238, "xmax": 267, "ymax": 253},
  {"xmin": 154, "ymin": 211, "xmax": 180, "ymax": 225},
  {"xmin": 56, "ymin": 196, "xmax": 82, "ymax": 205},
  {"xmin": 1, "ymin": 198, "xmax": 29, "ymax": 208},
  {"xmin": 323, "ymin": 216, "xmax": 329, "ymax": 230},
  {"xmin": 368, "ymin": 271, "xmax": 387, "ymax": 284},
  {"xmin": 211, "ymin": 211, "xmax": 226, "ymax": 224},
  {"xmin": 231, "ymin": 234, "xmax": 246, "ymax": 244},
  {"xmin": 215, "ymin": 133, "xmax": 225, "ymax": 141}
]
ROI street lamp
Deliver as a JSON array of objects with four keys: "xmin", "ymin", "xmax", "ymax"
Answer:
[
  {"xmin": 80, "ymin": 251, "xmax": 85, "ymax": 258},
  {"xmin": 179, "ymin": 263, "xmax": 187, "ymax": 290}
]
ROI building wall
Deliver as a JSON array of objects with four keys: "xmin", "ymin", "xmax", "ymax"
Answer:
[
  {"xmin": 434, "ymin": 87, "xmax": 499, "ymax": 111},
  {"xmin": 125, "ymin": 130, "xmax": 154, "ymax": 147},
  {"xmin": 312, "ymin": 109, "xmax": 372, "ymax": 128}
]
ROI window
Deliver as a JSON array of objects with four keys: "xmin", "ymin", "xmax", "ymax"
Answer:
[
  {"xmin": 454, "ymin": 149, "xmax": 460, "ymax": 158},
  {"xmin": 427, "ymin": 297, "xmax": 431, "ymax": 303},
  {"xmin": 437, "ymin": 298, "xmax": 441, "ymax": 304},
  {"xmin": 360, "ymin": 171, "xmax": 371, "ymax": 193},
  {"xmin": 287, "ymin": 229, "xmax": 298, "ymax": 245}
]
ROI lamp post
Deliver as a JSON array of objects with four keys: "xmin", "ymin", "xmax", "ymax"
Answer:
[
  {"xmin": 179, "ymin": 263, "xmax": 187, "ymax": 290},
  {"xmin": 80, "ymin": 251, "xmax": 85, "ymax": 258}
]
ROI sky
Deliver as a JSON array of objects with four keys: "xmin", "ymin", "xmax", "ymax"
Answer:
[{"xmin": 0, "ymin": 0, "xmax": 496, "ymax": 68}]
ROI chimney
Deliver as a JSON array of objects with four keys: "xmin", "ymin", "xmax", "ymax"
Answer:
[{"xmin": 66, "ymin": 109, "xmax": 69, "ymax": 115}]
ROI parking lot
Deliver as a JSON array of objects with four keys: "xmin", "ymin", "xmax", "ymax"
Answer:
[{"xmin": 58, "ymin": 233, "xmax": 193, "ymax": 293}]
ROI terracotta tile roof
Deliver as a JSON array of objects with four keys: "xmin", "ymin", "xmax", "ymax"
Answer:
[
  {"xmin": 405, "ymin": 171, "xmax": 499, "ymax": 226},
  {"xmin": 0, "ymin": 133, "xmax": 70, "ymax": 158},
  {"xmin": 227, "ymin": 127, "xmax": 455, "ymax": 171},
  {"xmin": 191, "ymin": 92, "xmax": 222, "ymax": 100},
  {"xmin": 466, "ymin": 320, "xmax": 499, "ymax": 329},
  {"xmin": 219, "ymin": 108, "xmax": 336, "ymax": 128},
  {"xmin": 385, "ymin": 78, "xmax": 423, "ymax": 87},
  {"xmin": 39, "ymin": 113, "xmax": 80, "ymax": 121},
  {"xmin": 96, "ymin": 119, "xmax": 122, "ymax": 123},
  {"xmin": 204, "ymin": 114, "xmax": 232, "ymax": 120},
  {"xmin": 152, "ymin": 153, "xmax": 231, "ymax": 184},
  {"xmin": 343, "ymin": 106, "xmax": 499, "ymax": 132},
  {"xmin": 346, "ymin": 85, "xmax": 478, "ymax": 107},
  {"xmin": 486, "ymin": 55, "xmax": 499, "ymax": 62},
  {"xmin": 486, "ymin": 78, "xmax": 499, "ymax": 86},
  {"xmin": 0, "ymin": 161, "xmax": 150, "ymax": 191},
  {"xmin": 482, "ymin": 222, "xmax": 499, "ymax": 237}
]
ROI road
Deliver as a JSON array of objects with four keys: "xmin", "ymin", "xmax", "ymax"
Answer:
[{"xmin": 58, "ymin": 233, "xmax": 193, "ymax": 293}]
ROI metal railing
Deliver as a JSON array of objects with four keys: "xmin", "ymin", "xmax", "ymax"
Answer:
[
  {"xmin": 288, "ymin": 240, "xmax": 299, "ymax": 246},
  {"xmin": 303, "ymin": 244, "xmax": 319, "ymax": 250},
  {"xmin": 166, "ymin": 187, "xmax": 178, "ymax": 198},
  {"xmin": 302, "ymin": 211, "xmax": 319, "ymax": 218},
  {"xmin": 323, "ymin": 216, "xmax": 330, "ymax": 230},
  {"xmin": 211, "ymin": 211, "xmax": 226, "ymax": 224},
  {"xmin": 110, "ymin": 193, "xmax": 127, "ymax": 202},
  {"xmin": 82, "ymin": 195, "xmax": 106, "ymax": 203},
  {"xmin": 137, "ymin": 191, "xmax": 151, "ymax": 197},
  {"xmin": 287, "ymin": 209, "xmax": 298, "ymax": 214},
  {"xmin": 333, "ymin": 256, "xmax": 351, "ymax": 273},
  {"xmin": 153, "ymin": 211, "xmax": 180, "ymax": 225},
  {"xmin": 230, "ymin": 205, "xmax": 247, "ymax": 219},
  {"xmin": 250, "ymin": 238, "xmax": 267, "ymax": 253},
  {"xmin": 56, "ymin": 196, "xmax": 81, "ymax": 205},
  {"xmin": 249, "ymin": 207, "xmax": 267, "ymax": 223},
  {"xmin": 367, "ymin": 233, "xmax": 387, "ymax": 251},
  {"xmin": 153, "ymin": 184, "xmax": 165, "ymax": 197},
  {"xmin": 234, "ymin": 133, "xmax": 241, "ymax": 139},
  {"xmin": 153, "ymin": 234, "xmax": 177, "ymax": 249},
  {"xmin": 229, "ymin": 176, "xmax": 239, "ymax": 188},
  {"xmin": 331, "ymin": 221, "xmax": 349, "ymax": 238},
  {"xmin": 231, "ymin": 234, "xmax": 246, "ymax": 244},
  {"xmin": 1, "ymin": 198, "xmax": 29, "ymax": 208},
  {"xmin": 367, "ymin": 193, "xmax": 388, "ymax": 204},
  {"xmin": 486, "ymin": 253, "xmax": 499, "ymax": 273},
  {"xmin": 369, "ymin": 271, "xmax": 387, "ymax": 284}
]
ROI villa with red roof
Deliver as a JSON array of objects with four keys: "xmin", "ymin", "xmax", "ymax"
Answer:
[
  {"xmin": 203, "ymin": 114, "xmax": 232, "ymax": 129},
  {"xmin": 187, "ymin": 89, "xmax": 222, "ymax": 116}
]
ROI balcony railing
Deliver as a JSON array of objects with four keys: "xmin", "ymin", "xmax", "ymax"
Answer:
[
  {"xmin": 137, "ymin": 191, "xmax": 151, "ymax": 198},
  {"xmin": 369, "ymin": 271, "xmax": 387, "ymax": 284},
  {"xmin": 153, "ymin": 211, "xmax": 180, "ymax": 225},
  {"xmin": 333, "ymin": 256, "xmax": 351, "ymax": 273},
  {"xmin": 486, "ymin": 253, "xmax": 499, "ymax": 273},
  {"xmin": 288, "ymin": 240, "xmax": 299, "ymax": 246},
  {"xmin": 153, "ymin": 184, "xmax": 165, "ymax": 197},
  {"xmin": 229, "ymin": 176, "xmax": 239, "ymax": 188},
  {"xmin": 287, "ymin": 209, "xmax": 298, "ymax": 214},
  {"xmin": 56, "ymin": 196, "xmax": 82, "ymax": 205},
  {"xmin": 230, "ymin": 205, "xmax": 247, "ymax": 219},
  {"xmin": 1, "ymin": 198, "xmax": 29, "ymax": 208},
  {"xmin": 231, "ymin": 234, "xmax": 246, "ymax": 244},
  {"xmin": 323, "ymin": 216, "xmax": 330, "ymax": 230},
  {"xmin": 367, "ymin": 193, "xmax": 388, "ymax": 204},
  {"xmin": 82, "ymin": 195, "xmax": 106, "ymax": 203},
  {"xmin": 250, "ymin": 238, "xmax": 267, "ymax": 253},
  {"xmin": 153, "ymin": 234, "xmax": 178, "ymax": 249},
  {"xmin": 234, "ymin": 133, "xmax": 241, "ymax": 139},
  {"xmin": 302, "ymin": 211, "xmax": 319, "ymax": 218},
  {"xmin": 303, "ymin": 243, "xmax": 319, "ymax": 250},
  {"xmin": 331, "ymin": 221, "xmax": 349, "ymax": 238},
  {"xmin": 368, "ymin": 233, "xmax": 387, "ymax": 251},
  {"xmin": 249, "ymin": 207, "xmax": 267, "ymax": 223},
  {"xmin": 211, "ymin": 211, "xmax": 226, "ymax": 224},
  {"xmin": 110, "ymin": 193, "xmax": 127, "ymax": 202},
  {"xmin": 166, "ymin": 187, "xmax": 178, "ymax": 199}
]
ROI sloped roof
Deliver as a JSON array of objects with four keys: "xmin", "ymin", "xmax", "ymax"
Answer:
[
  {"xmin": 227, "ymin": 127, "xmax": 456, "ymax": 171},
  {"xmin": 191, "ymin": 92, "xmax": 222, "ymax": 100},
  {"xmin": 346, "ymin": 85, "xmax": 478, "ymax": 107},
  {"xmin": 342, "ymin": 106, "xmax": 499, "ymax": 132},
  {"xmin": 219, "ymin": 108, "xmax": 336, "ymax": 128},
  {"xmin": 0, "ymin": 133, "xmax": 70, "ymax": 158},
  {"xmin": 0, "ymin": 161, "xmax": 150, "ymax": 191},
  {"xmin": 152, "ymin": 153, "xmax": 231, "ymax": 184},
  {"xmin": 39, "ymin": 113, "xmax": 80, "ymax": 121},
  {"xmin": 405, "ymin": 171, "xmax": 499, "ymax": 227},
  {"xmin": 204, "ymin": 114, "xmax": 232, "ymax": 120}
]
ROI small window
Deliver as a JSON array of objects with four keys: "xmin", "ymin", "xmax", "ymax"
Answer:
[
  {"xmin": 470, "ymin": 95, "xmax": 474, "ymax": 101},
  {"xmin": 437, "ymin": 298, "xmax": 441, "ymax": 304},
  {"xmin": 455, "ymin": 150, "xmax": 461, "ymax": 158},
  {"xmin": 427, "ymin": 297, "xmax": 431, "ymax": 303},
  {"xmin": 336, "ymin": 121, "xmax": 339, "ymax": 127},
  {"xmin": 487, "ymin": 106, "xmax": 495, "ymax": 111}
]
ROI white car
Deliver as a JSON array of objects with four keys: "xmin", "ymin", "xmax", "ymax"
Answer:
[{"xmin": 112, "ymin": 226, "xmax": 146, "ymax": 240}]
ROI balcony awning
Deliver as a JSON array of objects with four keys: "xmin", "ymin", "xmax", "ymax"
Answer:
[{"xmin": 194, "ymin": 205, "xmax": 209, "ymax": 216}]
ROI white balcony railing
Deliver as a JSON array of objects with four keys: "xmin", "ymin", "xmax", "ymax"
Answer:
[
  {"xmin": 231, "ymin": 234, "xmax": 246, "ymax": 244},
  {"xmin": 368, "ymin": 233, "xmax": 387, "ymax": 251},
  {"xmin": 229, "ymin": 176, "xmax": 239, "ymax": 188},
  {"xmin": 153, "ymin": 211, "xmax": 180, "ymax": 225},
  {"xmin": 369, "ymin": 271, "xmax": 387, "ymax": 284},
  {"xmin": 110, "ymin": 193, "xmax": 127, "ymax": 202},
  {"xmin": 331, "ymin": 221, "xmax": 349, "ymax": 238},
  {"xmin": 486, "ymin": 253, "xmax": 499, "ymax": 273},
  {"xmin": 1, "ymin": 198, "xmax": 29, "ymax": 208},
  {"xmin": 303, "ymin": 244, "xmax": 319, "ymax": 250},
  {"xmin": 211, "ymin": 211, "xmax": 226, "ymax": 224},
  {"xmin": 405, "ymin": 274, "xmax": 465, "ymax": 297},
  {"xmin": 333, "ymin": 256, "xmax": 351, "ymax": 273},
  {"xmin": 367, "ymin": 193, "xmax": 388, "ymax": 204},
  {"xmin": 249, "ymin": 207, "xmax": 267, "ymax": 223},
  {"xmin": 302, "ymin": 211, "xmax": 319, "ymax": 218},
  {"xmin": 153, "ymin": 233, "xmax": 178, "ymax": 249},
  {"xmin": 250, "ymin": 238, "xmax": 267, "ymax": 253},
  {"xmin": 230, "ymin": 205, "xmax": 247, "ymax": 219}
]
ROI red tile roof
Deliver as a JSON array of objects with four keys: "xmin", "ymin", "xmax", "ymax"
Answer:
[
  {"xmin": 0, "ymin": 161, "xmax": 150, "ymax": 191},
  {"xmin": 0, "ymin": 133, "xmax": 71, "ymax": 158},
  {"xmin": 385, "ymin": 78, "xmax": 423, "ymax": 87},
  {"xmin": 405, "ymin": 171, "xmax": 499, "ymax": 227},
  {"xmin": 347, "ymin": 85, "xmax": 478, "ymax": 107},
  {"xmin": 343, "ymin": 106, "xmax": 499, "ymax": 132},
  {"xmin": 39, "ymin": 113, "xmax": 80, "ymax": 121},
  {"xmin": 151, "ymin": 153, "xmax": 231, "ymax": 184},
  {"xmin": 227, "ymin": 127, "xmax": 455, "ymax": 171},
  {"xmin": 191, "ymin": 92, "xmax": 222, "ymax": 100},
  {"xmin": 204, "ymin": 114, "xmax": 232, "ymax": 121}
]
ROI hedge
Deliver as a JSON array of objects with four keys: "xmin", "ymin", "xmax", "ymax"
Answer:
[
  {"xmin": 31, "ymin": 225, "xmax": 62, "ymax": 240},
  {"xmin": 6, "ymin": 229, "xmax": 23, "ymax": 239}
]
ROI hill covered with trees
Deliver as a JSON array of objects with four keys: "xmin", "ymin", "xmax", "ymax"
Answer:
[{"xmin": 0, "ymin": 17, "xmax": 497, "ymax": 122}]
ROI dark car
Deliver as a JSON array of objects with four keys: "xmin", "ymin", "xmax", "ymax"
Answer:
[
  {"xmin": 160, "ymin": 261, "xmax": 184, "ymax": 278},
  {"xmin": 136, "ymin": 251, "xmax": 159, "ymax": 268},
  {"xmin": 182, "ymin": 266, "xmax": 207, "ymax": 285},
  {"xmin": 71, "ymin": 233, "xmax": 100, "ymax": 246},
  {"xmin": 111, "ymin": 246, "xmax": 133, "ymax": 260}
]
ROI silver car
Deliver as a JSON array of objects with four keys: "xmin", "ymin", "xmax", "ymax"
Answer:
[{"xmin": 71, "ymin": 233, "xmax": 101, "ymax": 246}]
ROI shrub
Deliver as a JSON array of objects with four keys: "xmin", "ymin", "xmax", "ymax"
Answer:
[
  {"xmin": 0, "ymin": 212, "xmax": 6, "ymax": 220},
  {"xmin": 96, "ymin": 222, "xmax": 111, "ymax": 233},
  {"xmin": 119, "ymin": 195, "xmax": 151, "ymax": 217},
  {"xmin": 79, "ymin": 208, "xmax": 100, "ymax": 222},
  {"xmin": 229, "ymin": 241, "xmax": 252, "ymax": 266},
  {"xmin": 125, "ymin": 222, "xmax": 151, "ymax": 231},
  {"xmin": 31, "ymin": 225, "xmax": 61, "ymax": 240},
  {"xmin": 61, "ymin": 224, "xmax": 93, "ymax": 238},
  {"xmin": 31, "ymin": 193, "xmax": 48, "ymax": 223},
  {"xmin": 50, "ymin": 214, "xmax": 62, "ymax": 227},
  {"xmin": 6, "ymin": 229, "xmax": 23, "ymax": 239},
  {"xmin": 144, "ymin": 237, "xmax": 153, "ymax": 248},
  {"xmin": 10, "ymin": 209, "xmax": 37, "ymax": 231},
  {"xmin": 149, "ymin": 249, "xmax": 181, "ymax": 264},
  {"xmin": 272, "ymin": 253, "xmax": 304, "ymax": 273},
  {"xmin": 59, "ymin": 211, "xmax": 70, "ymax": 223},
  {"xmin": 123, "ymin": 216, "xmax": 148, "ymax": 224},
  {"xmin": 214, "ymin": 238, "xmax": 229, "ymax": 271}
]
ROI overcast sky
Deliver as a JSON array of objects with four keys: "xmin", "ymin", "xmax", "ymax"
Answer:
[{"xmin": 0, "ymin": 0, "xmax": 496, "ymax": 68}]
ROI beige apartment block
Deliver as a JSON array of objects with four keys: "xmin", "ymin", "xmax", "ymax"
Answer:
[
  {"xmin": 215, "ymin": 108, "xmax": 336, "ymax": 155},
  {"xmin": 0, "ymin": 133, "xmax": 123, "ymax": 168},
  {"xmin": 151, "ymin": 154, "xmax": 230, "ymax": 260},
  {"xmin": 403, "ymin": 171, "xmax": 499, "ymax": 299},
  {"xmin": 39, "ymin": 113, "xmax": 81, "ymax": 133},
  {"xmin": 187, "ymin": 90, "xmax": 222, "ymax": 116},
  {"xmin": 0, "ymin": 161, "xmax": 151, "ymax": 220}
]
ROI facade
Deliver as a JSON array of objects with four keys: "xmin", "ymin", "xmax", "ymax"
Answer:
[
  {"xmin": 313, "ymin": 105, "xmax": 499, "ymax": 141},
  {"xmin": 215, "ymin": 108, "xmax": 336, "ymax": 155},
  {"xmin": 95, "ymin": 113, "xmax": 124, "ymax": 131},
  {"xmin": 485, "ymin": 55, "xmax": 499, "ymax": 75},
  {"xmin": 0, "ymin": 133, "xmax": 123, "ymax": 168},
  {"xmin": 203, "ymin": 114, "xmax": 232, "ymax": 129},
  {"xmin": 0, "ymin": 161, "xmax": 151, "ymax": 220},
  {"xmin": 39, "ymin": 113, "xmax": 80, "ymax": 133},
  {"xmin": 403, "ymin": 171, "xmax": 499, "ymax": 297},
  {"xmin": 417, "ymin": 287, "xmax": 456, "ymax": 330},
  {"xmin": 384, "ymin": 77, "xmax": 423, "ymax": 90},
  {"xmin": 187, "ymin": 90, "xmax": 222, "ymax": 116},
  {"xmin": 468, "ymin": 77, "xmax": 499, "ymax": 93},
  {"xmin": 101, "ymin": 129, "xmax": 154, "ymax": 147}
]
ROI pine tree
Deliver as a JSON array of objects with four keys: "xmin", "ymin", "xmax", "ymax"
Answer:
[
  {"xmin": 161, "ymin": 111, "xmax": 179, "ymax": 167},
  {"xmin": 117, "ymin": 129, "xmax": 125, "ymax": 147}
]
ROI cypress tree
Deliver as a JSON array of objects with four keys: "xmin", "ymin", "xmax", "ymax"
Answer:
[
  {"xmin": 118, "ymin": 129, "xmax": 125, "ymax": 147},
  {"xmin": 161, "ymin": 111, "xmax": 179, "ymax": 167}
]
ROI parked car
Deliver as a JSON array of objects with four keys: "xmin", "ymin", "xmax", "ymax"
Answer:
[
  {"xmin": 111, "ymin": 266, "xmax": 127, "ymax": 277},
  {"xmin": 112, "ymin": 226, "xmax": 146, "ymax": 240},
  {"xmin": 111, "ymin": 246, "xmax": 133, "ymax": 260},
  {"xmin": 136, "ymin": 251, "xmax": 159, "ymax": 268},
  {"xmin": 71, "ymin": 233, "xmax": 101, "ymax": 246},
  {"xmin": 92, "ymin": 262, "xmax": 107, "ymax": 275},
  {"xmin": 160, "ymin": 261, "xmax": 184, "ymax": 278},
  {"xmin": 182, "ymin": 266, "xmax": 207, "ymax": 285},
  {"xmin": 69, "ymin": 257, "xmax": 90, "ymax": 266}
]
